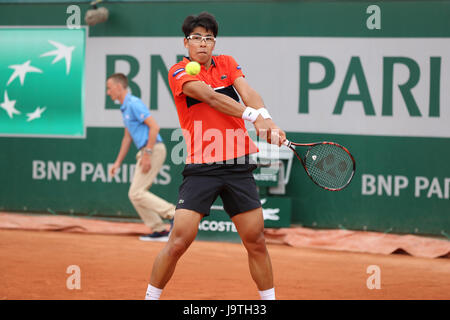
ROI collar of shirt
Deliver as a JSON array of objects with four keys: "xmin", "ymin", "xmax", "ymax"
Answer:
[
  {"xmin": 184, "ymin": 56, "xmax": 216, "ymax": 68},
  {"xmin": 120, "ymin": 93, "xmax": 132, "ymax": 112}
]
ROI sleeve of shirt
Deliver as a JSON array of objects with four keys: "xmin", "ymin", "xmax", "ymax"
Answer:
[
  {"xmin": 226, "ymin": 55, "xmax": 245, "ymax": 83},
  {"xmin": 131, "ymin": 98, "xmax": 151, "ymax": 123},
  {"xmin": 168, "ymin": 65, "xmax": 199, "ymax": 97}
]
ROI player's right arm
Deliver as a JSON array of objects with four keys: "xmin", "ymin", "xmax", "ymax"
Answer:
[
  {"xmin": 109, "ymin": 128, "xmax": 132, "ymax": 177},
  {"xmin": 182, "ymin": 80, "xmax": 271, "ymax": 136}
]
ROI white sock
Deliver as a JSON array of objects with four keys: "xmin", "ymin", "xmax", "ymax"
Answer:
[
  {"xmin": 145, "ymin": 284, "xmax": 163, "ymax": 300},
  {"xmin": 259, "ymin": 288, "xmax": 276, "ymax": 300}
]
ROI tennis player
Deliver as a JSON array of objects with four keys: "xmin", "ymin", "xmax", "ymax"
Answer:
[{"xmin": 145, "ymin": 12, "xmax": 286, "ymax": 300}]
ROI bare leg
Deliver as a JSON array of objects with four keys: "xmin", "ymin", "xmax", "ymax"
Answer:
[
  {"xmin": 232, "ymin": 207, "xmax": 274, "ymax": 290},
  {"xmin": 149, "ymin": 209, "xmax": 204, "ymax": 288}
]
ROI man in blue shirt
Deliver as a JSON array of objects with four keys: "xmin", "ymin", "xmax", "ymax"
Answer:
[{"xmin": 107, "ymin": 73, "xmax": 175, "ymax": 241}]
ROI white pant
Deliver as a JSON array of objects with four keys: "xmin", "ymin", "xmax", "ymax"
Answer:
[{"xmin": 128, "ymin": 143, "xmax": 175, "ymax": 232}]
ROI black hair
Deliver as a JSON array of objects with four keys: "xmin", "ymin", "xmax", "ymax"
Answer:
[{"xmin": 182, "ymin": 12, "xmax": 218, "ymax": 38}]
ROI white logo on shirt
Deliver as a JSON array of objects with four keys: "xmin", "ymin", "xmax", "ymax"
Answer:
[{"xmin": 176, "ymin": 72, "xmax": 187, "ymax": 80}]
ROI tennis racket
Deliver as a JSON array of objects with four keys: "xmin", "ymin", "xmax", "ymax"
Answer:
[{"xmin": 283, "ymin": 139, "xmax": 355, "ymax": 191}]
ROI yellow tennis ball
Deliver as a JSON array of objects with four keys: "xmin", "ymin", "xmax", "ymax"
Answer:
[{"xmin": 185, "ymin": 61, "xmax": 201, "ymax": 75}]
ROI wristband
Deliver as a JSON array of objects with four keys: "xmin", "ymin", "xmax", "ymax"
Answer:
[
  {"xmin": 258, "ymin": 107, "xmax": 272, "ymax": 119},
  {"xmin": 242, "ymin": 107, "xmax": 259, "ymax": 123}
]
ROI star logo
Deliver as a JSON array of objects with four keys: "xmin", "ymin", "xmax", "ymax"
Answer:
[
  {"xmin": 0, "ymin": 91, "xmax": 21, "ymax": 119},
  {"xmin": 40, "ymin": 40, "xmax": 75, "ymax": 75},
  {"xmin": 0, "ymin": 28, "xmax": 85, "ymax": 137},
  {"xmin": 26, "ymin": 106, "xmax": 47, "ymax": 122},
  {"xmin": 7, "ymin": 60, "xmax": 43, "ymax": 86}
]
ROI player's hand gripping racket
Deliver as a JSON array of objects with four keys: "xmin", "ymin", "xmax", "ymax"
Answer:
[{"xmin": 283, "ymin": 139, "xmax": 356, "ymax": 191}]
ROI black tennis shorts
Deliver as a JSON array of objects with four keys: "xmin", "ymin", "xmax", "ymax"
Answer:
[{"xmin": 175, "ymin": 157, "xmax": 261, "ymax": 218}]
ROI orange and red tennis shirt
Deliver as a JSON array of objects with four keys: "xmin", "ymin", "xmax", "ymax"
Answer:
[{"xmin": 168, "ymin": 55, "xmax": 258, "ymax": 164}]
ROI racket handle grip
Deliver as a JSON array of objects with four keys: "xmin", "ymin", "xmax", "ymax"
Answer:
[{"xmin": 283, "ymin": 139, "xmax": 292, "ymax": 148}]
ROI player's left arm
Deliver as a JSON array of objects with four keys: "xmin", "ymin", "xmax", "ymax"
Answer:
[
  {"xmin": 232, "ymin": 76, "xmax": 264, "ymax": 110},
  {"xmin": 233, "ymin": 76, "xmax": 286, "ymax": 144}
]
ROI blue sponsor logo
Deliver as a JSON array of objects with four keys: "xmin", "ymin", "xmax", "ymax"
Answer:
[{"xmin": 173, "ymin": 68, "xmax": 185, "ymax": 77}]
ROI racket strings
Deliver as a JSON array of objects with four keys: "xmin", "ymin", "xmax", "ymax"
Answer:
[{"xmin": 304, "ymin": 144, "xmax": 354, "ymax": 189}]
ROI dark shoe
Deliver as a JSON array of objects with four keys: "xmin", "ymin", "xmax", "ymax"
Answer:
[{"xmin": 139, "ymin": 230, "xmax": 170, "ymax": 242}]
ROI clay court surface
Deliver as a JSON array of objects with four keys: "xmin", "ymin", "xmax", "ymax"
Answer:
[{"xmin": 1, "ymin": 229, "xmax": 449, "ymax": 300}]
